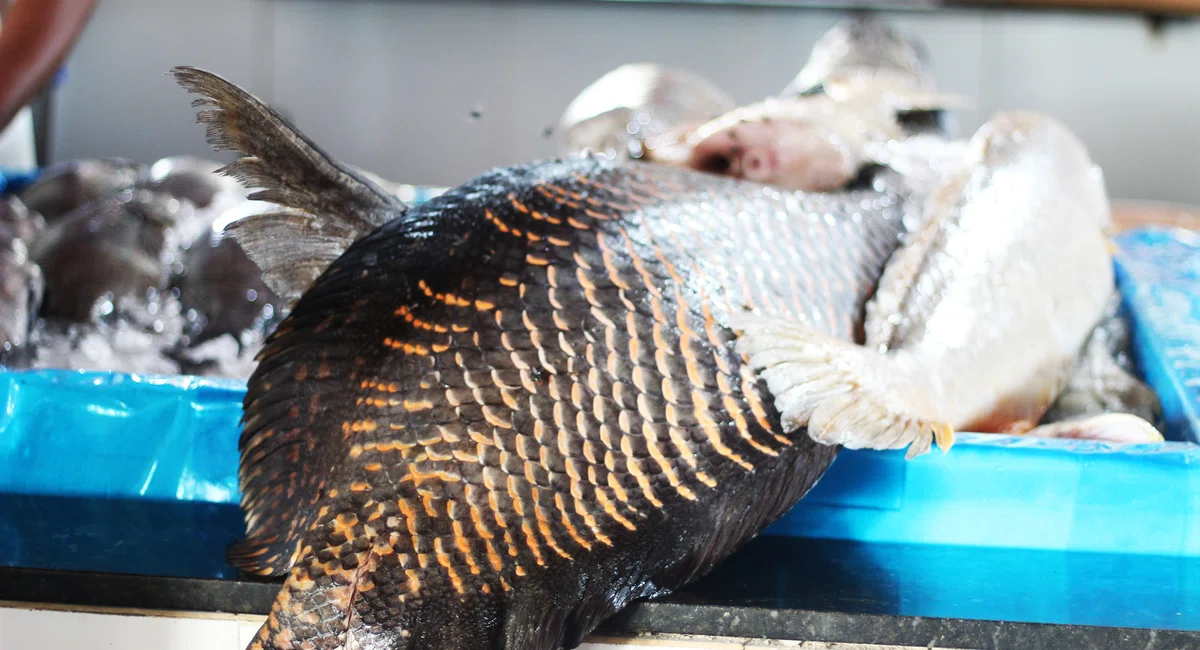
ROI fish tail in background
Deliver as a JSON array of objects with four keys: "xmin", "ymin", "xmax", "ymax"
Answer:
[
  {"xmin": 731, "ymin": 315, "xmax": 954, "ymax": 460},
  {"xmin": 169, "ymin": 66, "xmax": 408, "ymax": 306}
]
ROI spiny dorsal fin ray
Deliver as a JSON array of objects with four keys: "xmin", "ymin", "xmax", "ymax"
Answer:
[{"xmin": 170, "ymin": 66, "xmax": 406, "ymax": 305}]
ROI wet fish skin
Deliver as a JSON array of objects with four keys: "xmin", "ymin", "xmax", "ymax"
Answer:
[
  {"xmin": 646, "ymin": 94, "xmax": 908, "ymax": 193},
  {"xmin": 736, "ymin": 111, "xmax": 1123, "ymax": 457},
  {"xmin": 172, "ymin": 66, "xmax": 908, "ymax": 650}
]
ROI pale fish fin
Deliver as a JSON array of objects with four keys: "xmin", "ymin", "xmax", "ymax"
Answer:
[
  {"xmin": 730, "ymin": 314, "xmax": 954, "ymax": 460},
  {"xmin": 1022, "ymin": 413, "xmax": 1165, "ymax": 444}
]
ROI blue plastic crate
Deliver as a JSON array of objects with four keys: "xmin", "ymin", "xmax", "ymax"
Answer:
[
  {"xmin": 0, "ymin": 223, "xmax": 1197, "ymax": 566},
  {"xmin": 1114, "ymin": 227, "xmax": 1200, "ymax": 443}
]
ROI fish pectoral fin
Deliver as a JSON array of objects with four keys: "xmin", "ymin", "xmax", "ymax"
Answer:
[
  {"xmin": 1022, "ymin": 413, "xmax": 1165, "ymax": 444},
  {"xmin": 730, "ymin": 315, "xmax": 953, "ymax": 460}
]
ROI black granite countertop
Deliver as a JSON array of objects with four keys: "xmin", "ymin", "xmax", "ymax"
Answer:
[{"xmin": 2, "ymin": 494, "xmax": 1198, "ymax": 650}]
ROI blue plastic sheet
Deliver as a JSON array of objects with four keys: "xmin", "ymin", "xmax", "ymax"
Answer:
[{"xmin": 0, "ymin": 370, "xmax": 244, "ymax": 503}]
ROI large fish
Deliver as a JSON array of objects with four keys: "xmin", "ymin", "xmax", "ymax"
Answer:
[
  {"xmin": 172, "ymin": 67, "xmax": 908, "ymax": 650},
  {"xmin": 735, "ymin": 111, "xmax": 1163, "ymax": 458}
]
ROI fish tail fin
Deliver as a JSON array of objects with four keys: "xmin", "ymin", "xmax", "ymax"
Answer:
[
  {"xmin": 169, "ymin": 66, "xmax": 406, "ymax": 305},
  {"xmin": 732, "ymin": 315, "xmax": 954, "ymax": 460}
]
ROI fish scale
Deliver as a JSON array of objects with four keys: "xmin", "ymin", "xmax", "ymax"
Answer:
[{"xmin": 171, "ymin": 67, "xmax": 907, "ymax": 650}]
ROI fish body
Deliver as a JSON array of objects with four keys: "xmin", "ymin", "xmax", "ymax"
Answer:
[
  {"xmin": 558, "ymin": 63, "xmax": 736, "ymax": 160},
  {"xmin": 737, "ymin": 111, "xmax": 1132, "ymax": 457},
  {"xmin": 172, "ymin": 67, "xmax": 907, "ymax": 650}
]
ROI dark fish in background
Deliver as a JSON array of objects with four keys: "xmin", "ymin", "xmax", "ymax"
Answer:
[
  {"xmin": 176, "ymin": 228, "xmax": 283, "ymax": 345},
  {"xmin": 17, "ymin": 157, "xmax": 144, "ymax": 222},
  {"xmin": 0, "ymin": 197, "xmax": 44, "ymax": 367},
  {"xmin": 29, "ymin": 193, "xmax": 175, "ymax": 322},
  {"xmin": 558, "ymin": 63, "xmax": 736, "ymax": 160},
  {"xmin": 173, "ymin": 66, "xmax": 907, "ymax": 650}
]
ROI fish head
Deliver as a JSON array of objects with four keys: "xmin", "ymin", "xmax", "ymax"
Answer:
[{"xmin": 645, "ymin": 97, "xmax": 901, "ymax": 192}]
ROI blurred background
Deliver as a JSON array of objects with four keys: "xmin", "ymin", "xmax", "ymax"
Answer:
[{"xmin": 43, "ymin": 0, "xmax": 1200, "ymax": 202}]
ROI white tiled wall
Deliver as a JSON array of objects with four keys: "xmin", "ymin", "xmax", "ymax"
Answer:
[{"xmin": 49, "ymin": 0, "xmax": 1200, "ymax": 202}]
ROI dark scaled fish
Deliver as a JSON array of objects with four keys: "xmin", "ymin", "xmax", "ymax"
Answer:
[
  {"xmin": 17, "ymin": 158, "xmax": 144, "ymax": 222},
  {"xmin": 29, "ymin": 192, "xmax": 175, "ymax": 322},
  {"xmin": 172, "ymin": 66, "xmax": 908, "ymax": 650}
]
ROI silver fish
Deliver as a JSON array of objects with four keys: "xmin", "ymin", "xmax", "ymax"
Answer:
[{"xmin": 735, "ymin": 110, "xmax": 1163, "ymax": 458}]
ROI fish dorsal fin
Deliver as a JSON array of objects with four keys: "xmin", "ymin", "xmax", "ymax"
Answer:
[{"xmin": 170, "ymin": 66, "xmax": 406, "ymax": 306}]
